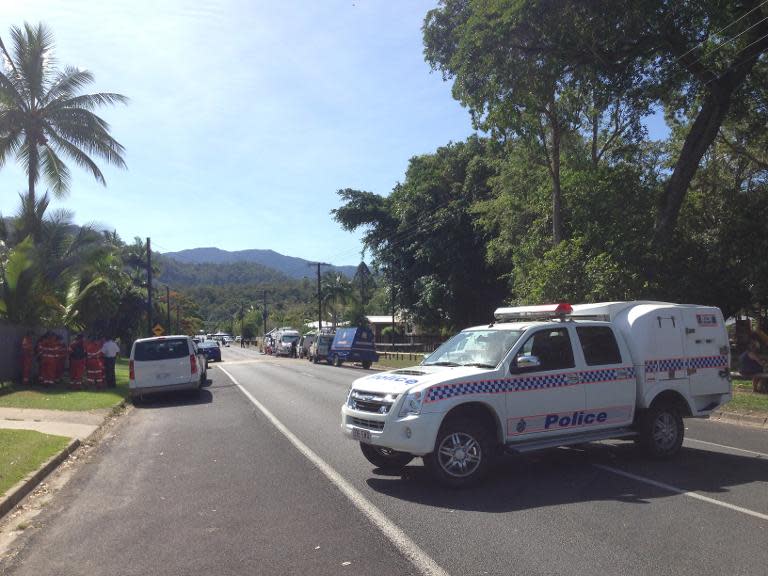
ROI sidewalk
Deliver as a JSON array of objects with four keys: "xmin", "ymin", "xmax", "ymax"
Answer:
[
  {"xmin": 0, "ymin": 405, "xmax": 119, "ymax": 520},
  {"xmin": 0, "ymin": 407, "xmax": 106, "ymax": 440}
]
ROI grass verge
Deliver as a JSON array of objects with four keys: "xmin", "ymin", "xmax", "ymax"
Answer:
[
  {"xmin": 721, "ymin": 379, "xmax": 768, "ymax": 416},
  {"xmin": 373, "ymin": 354, "xmax": 425, "ymax": 370},
  {"xmin": 0, "ymin": 429, "xmax": 70, "ymax": 497},
  {"xmin": 0, "ymin": 358, "xmax": 129, "ymax": 411}
]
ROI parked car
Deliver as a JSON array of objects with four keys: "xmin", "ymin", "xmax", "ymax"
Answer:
[
  {"xmin": 309, "ymin": 333, "xmax": 335, "ymax": 363},
  {"xmin": 329, "ymin": 327, "xmax": 378, "ymax": 369},
  {"xmin": 298, "ymin": 332, "xmax": 316, "ymax": 358},
  {"xmin": 198, "ymin": 339, "xmax": 222, "ymax": 362},
  {"xmin": 274, "ymin": 328, "xmax": 301, "ymax": 357},
  {"xmin": 129, "ymin": 336, "xmax": 207, "ymax": 401}
]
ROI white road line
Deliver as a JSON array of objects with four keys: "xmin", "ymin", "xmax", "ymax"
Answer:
[
  {"xmin": 594, "ymin": 464, "xmax": 768, "ymax": 522},
  {"xmin": 218, "ymin": 365, "xmax": 449, "ymax": 576},
  {"xmin": 685, "ymin": 437, "xmax": 768, "ymax": 459}
]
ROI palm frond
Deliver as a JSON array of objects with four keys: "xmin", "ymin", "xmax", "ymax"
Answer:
[
  {"xmin": 41, "ymin": 143, "xmax": 71, "ymax": 197},
  {"xmin": 47, "ymin": 91, "xmax": 128, "ymax": 112},
  {"xmin": 0, "ymin": 70, "xmax": 26, "ymax": 109},
  {"xmin": 46, "ymin": 130, "xmax": 106, "ymax": 184},
  {"xmin": 42, "ymin": 66, "xmax": 93, "ymax": 103},
  {"xmin": 12, "ymin": 23, "xmax": 56, "ymax": 105},
  {"xmin": 0, "ymin": 129, "xmax": 23, "ymax": 169},
  {"xmin": 46, "ymin": 113, "xmax": 126, "ymax": 170}
]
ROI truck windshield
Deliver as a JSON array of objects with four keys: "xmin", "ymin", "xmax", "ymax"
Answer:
[{"xmin": 423, "ymin": 330, "xmax": 523, "ymax": 368}]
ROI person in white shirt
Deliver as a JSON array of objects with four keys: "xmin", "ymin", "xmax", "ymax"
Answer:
[{"xmin": 101, "ymin": 337, "xmax": 120, "ymax": 388}]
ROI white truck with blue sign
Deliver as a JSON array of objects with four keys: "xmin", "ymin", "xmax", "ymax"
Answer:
[{"xmin": 340, "ymin": 301, "xmax": 732, "ymax": 487}]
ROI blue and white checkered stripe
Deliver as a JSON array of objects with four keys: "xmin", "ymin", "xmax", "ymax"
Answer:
[
  {"xmin": 646, "ymin": 355, "xmax": 728, "ymax": 373},
  {"xmin": 425, "ymin": 366, "xmax": 636, "ymax": 403},
  {"xmin": 427, "ymin": 380, "xmax": 507, "ymax": 402},
  {"xmin": 509, "ymin": 373, "xmax": 569, "ymax": 392},
  {"xmin": 580, "ymin": 367, "xmax": 636, "ymax": 383}
]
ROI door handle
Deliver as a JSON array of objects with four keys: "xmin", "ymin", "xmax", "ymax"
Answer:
[{"xmin": 566, "ymin": 375, "xmax": 580, "ymax": 384}]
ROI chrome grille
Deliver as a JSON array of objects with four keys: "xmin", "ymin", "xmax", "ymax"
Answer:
[
  {"xmin": 350, "ymin": 417, "xmax": 385, "ymax": 431},
  {"xmin": 348, "ymin": 390, "xmax": 398, "ymax": 414}
]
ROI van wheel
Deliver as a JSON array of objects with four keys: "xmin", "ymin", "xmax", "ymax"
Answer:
[
  {"xmin": 424, "ymin": 418, "xmax": 494, "ymax": 488},
  {"xmin": 639, "ymin": 404, "xmax": 684, "ymax": 458},
  {"xmin": 334, "ymin": 355, "xmax": 342, "ymax": 367},
  {"xmin": 361, "ymin": 360, "xmax": 372, "ymax": 370},
  {"xmin": 360, "ymin": 443, "xmax": 413, "ymax": 469}
]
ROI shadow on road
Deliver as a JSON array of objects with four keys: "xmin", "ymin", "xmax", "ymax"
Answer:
[
  {"xmin": 366, "ymin": 442, "xmax": 768, "ymax": 512},
  {"xmin": 132, "ymin": 388, "xmax": 213, "ymax": 409}
]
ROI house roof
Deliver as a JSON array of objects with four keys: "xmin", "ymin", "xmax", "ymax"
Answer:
[{"xmin": 366, "ymin": 315, "xmax": 405, "ymax": 325}]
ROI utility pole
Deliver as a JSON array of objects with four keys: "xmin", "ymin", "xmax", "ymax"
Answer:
[
  {"xmin": 262, "ymin": 290, "xmax": 268, "ymax": 337},
  {"xmin": 146, "ymin": 237, "xmax": 153, "ymax": 337},
  {"xmin": 176, "ymin": 303, "xmax": 181, "ymax": 334},
  {"xmin": 166, "ymin": 286, "xmax": 171, "ymax": 335},
  {"xmin": 309, "ymin": 262, "xmax": 329, "ymax": 331}
]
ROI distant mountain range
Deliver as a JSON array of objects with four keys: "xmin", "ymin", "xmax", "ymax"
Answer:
[{"xmin": 161, "ymin": 247, "xmax": 357, "ymax": 280}]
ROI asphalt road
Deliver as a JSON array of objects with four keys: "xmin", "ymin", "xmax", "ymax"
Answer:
[{"xmin": 3, "ymin": 345, "xmax": 767, "ymax": 576}]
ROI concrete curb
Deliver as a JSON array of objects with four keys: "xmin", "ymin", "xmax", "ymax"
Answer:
[
  {"xmin": 711, "ymin": 411, "xmax": 768, "ymax": 428},
  {"xmin": 0, "ymin": 397, "xmax": 128, "ymax": 521},
  {"xmin": 0, "ymin": 438, "xmax": 80, "ymax": 520}
]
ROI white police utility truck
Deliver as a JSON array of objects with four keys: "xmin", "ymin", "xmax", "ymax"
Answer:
[{"xmin": 340, "ymin": 301, "xmax": 732, "ymax": 487}]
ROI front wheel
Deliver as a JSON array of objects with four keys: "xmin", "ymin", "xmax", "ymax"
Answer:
[
  {"xmin": 360, "ymin": 443, "xmax": 413, "ymax": 469},
  {"xmin": 638, "ymin": 403, "xmax": 684, "ymax": 458},
  {"xmin": 333, "ymin": 355, "xmax": 342, "ymax": 367},
  {"xmin": 423, "ymin": 419, "xmax": 495, "ymax": 488}
]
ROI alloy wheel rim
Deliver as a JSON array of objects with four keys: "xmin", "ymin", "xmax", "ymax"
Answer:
[
  {"xmin": 437, "ymin": 432, "xmax": 482, "ymax": 478},
  {"xmin": 653, "ymin": 412, "xmax": 678, "ymax": 450}
]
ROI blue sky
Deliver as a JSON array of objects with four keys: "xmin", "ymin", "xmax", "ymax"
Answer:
[
  {"xmin": 1, "ymin": 1, "xmax": 668, "ymax": 267},
  {"xmin": 1, "ymin": 0, "xmax": 476, "ymax": 266}
]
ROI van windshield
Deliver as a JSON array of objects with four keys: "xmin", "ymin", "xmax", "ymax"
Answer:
[
  {"xmin": 281, "ymin": 335, "xmax": 299, "ymax": 343},
  {"xmin": 134, "ymin": 338, "xmax": 190, "ymax": 361},
  {"xmin": 423, "ymin": 330, "xmax": 524, "ymax": 368}
]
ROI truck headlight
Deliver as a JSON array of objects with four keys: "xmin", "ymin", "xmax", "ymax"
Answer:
[{"xmin": 398, "ymin": 390, "xmax": 424, "ymax": 418}]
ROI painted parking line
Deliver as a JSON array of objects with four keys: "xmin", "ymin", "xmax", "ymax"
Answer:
[
  {"xmin": 594, "ymin": 464, "xmax": 768, "ymax": 522},
  {"xmin": 685, "ymin": 437, "xmax": 768, "ymax": 459},
  {"xmin": 218, "ymin": 365, "xmax": 449, "ymax": 576}
]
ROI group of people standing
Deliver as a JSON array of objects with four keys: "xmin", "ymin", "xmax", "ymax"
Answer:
[{"xmin": 20, "ymin": 332, "xmax": 120, "ymax": 390}]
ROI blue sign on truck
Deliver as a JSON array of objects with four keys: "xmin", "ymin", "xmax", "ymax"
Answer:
[{"xmin": 329, "ymin": 327, "xmax": 378, "ymax": 369}]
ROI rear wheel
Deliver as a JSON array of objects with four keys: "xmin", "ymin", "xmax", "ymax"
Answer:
[
  {"xmin": 333, "ymin": 355, "xmax": 342, "ymax": 367},
  {"xmin": 361, "ymin": 360, "xmax": 372, "ymax": 370},
  {"xmin": 423, "ymin": 418, "xmax": 495, "ymax": 488},
  {"xmin": 360, "ymin": 443, "xmax": 413, "ymax": 469},
  {"xmin": 639, "ymin": 403, "xmax": 684, "ymax": 458}
]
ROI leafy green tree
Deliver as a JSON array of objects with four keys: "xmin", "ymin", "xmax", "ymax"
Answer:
[
  {"xmin": 425, "ymin": 1, "xmax": 768, "ymax": 246},
  {"xmin": 0, "ymin": 22, "xmax": 127, "ymax": 204}
]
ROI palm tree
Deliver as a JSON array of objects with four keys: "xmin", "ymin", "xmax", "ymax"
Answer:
[
  {"xmin": 321, "ymin": 272, "xmax": 354, "ymax": 328},
  {"xmin": 0, "ymin": 22, "xmax": 127, "ymax": 205}
]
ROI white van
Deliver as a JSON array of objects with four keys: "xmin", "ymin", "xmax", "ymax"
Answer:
[{"xmin": 129, "ymin": 336, "xmax": 207, "ymax": 400}]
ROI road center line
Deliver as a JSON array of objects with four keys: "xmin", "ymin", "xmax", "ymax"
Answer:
[
  {"xmin": 218, "ymin": 365, "xmax": 449, "ymax": 576},
  {"xmin": 685, "ymin": 437, "xmax": 768, "ymax": 459},
  {"xmin": 593, "ymin": 464, "xmax": 768, "ymax": 522}
]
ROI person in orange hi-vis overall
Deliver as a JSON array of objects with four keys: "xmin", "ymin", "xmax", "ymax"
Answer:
[
  {"xmin": 85, "ymin": 336, "xmax": 105, "ymax": 389},
  {"xmin": 21, "ymin": 331, "xmax": 35, "ymax": 386},
  {"xmin": 69, "ymin": 334, "xmax": 86, "ymax": 389},
  {"xmin": 38, "ymin": 333, "xmax": 57, "ymax": 386}
]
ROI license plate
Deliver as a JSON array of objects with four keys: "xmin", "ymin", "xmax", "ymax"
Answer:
[
  {"xmin": 156, "ymin": 372, "xmax": 171, "ymax": 380},
  {"xmin": 351, "ymin": 427, "xmax": 371, "ymax": 443}
]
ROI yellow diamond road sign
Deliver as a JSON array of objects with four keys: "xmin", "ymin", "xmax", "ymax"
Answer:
[{"xmin": 153, "ymin": 323, "xmax": 164, "ymax": 336}]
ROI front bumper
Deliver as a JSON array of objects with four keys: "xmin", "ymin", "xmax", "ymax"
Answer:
[{"xmin": 340, "ymin": 404, "xmax": 441, "ymax": 456}]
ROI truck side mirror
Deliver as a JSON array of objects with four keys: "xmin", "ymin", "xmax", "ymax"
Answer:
[{"xmin": 510, "ymin": 354, "xmax": 541, "ymax": 374}]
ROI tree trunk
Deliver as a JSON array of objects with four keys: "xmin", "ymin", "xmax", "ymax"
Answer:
[
  {"xmin": 551, "ymin": 119, "xmax": 563, "ymax": 245},
  {"xmin": 653, "ymin": 91, "xmax": 732, "ymax": 245}
]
